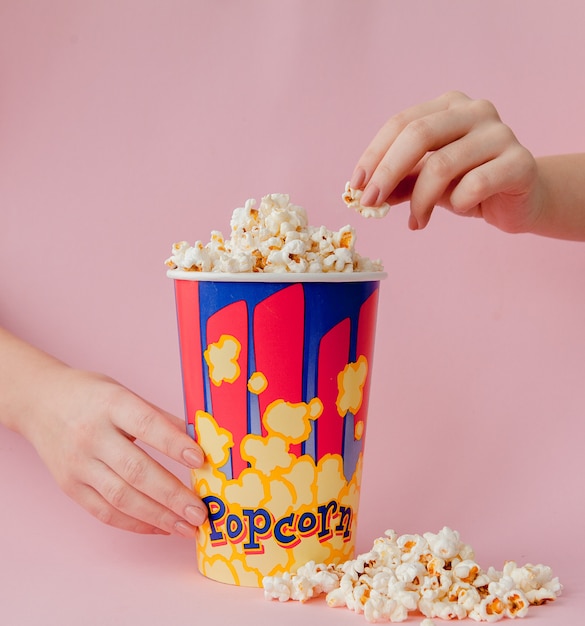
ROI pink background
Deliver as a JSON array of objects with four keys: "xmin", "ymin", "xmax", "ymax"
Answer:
[{"xmin": 1, "ymin": 1, "xmax": 584, "ymax": 623}]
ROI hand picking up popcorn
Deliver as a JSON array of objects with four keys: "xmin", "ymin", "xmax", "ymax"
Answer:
[
  {"xmin": 347, "ymin": 91, "xmax": 585, "ymax": 239},
  {"xmin": 263, "ymin": 526, "xmax": 562, "ymax": 623}
]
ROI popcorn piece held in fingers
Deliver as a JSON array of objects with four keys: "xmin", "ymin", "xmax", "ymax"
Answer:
[{"xmin": 343, "ymin": 181, "xmax": 391, "ymax": 218}]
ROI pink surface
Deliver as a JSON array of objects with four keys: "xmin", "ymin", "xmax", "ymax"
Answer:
[{"xmin": 1, "ymin": 1, "xmax": 584, "ymax": 623}]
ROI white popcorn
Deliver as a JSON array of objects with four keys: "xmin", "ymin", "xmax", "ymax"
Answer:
[
  {"xmin": 263, "ymin": 526, "xmax": 562, "ymax": 623},
  {"xmin": 370, "ymin": 570, "xmax": 393, "ymax": 594},
  {"xmin": 371, "ymin": 532, "xmax": 402, "ymax": 568},
  {"xmin": 425, "ymin": 556, "xmax": 447, "ymax": 578},
  {"xmin": 419, "ymin": 572, "xmax": 452, "ymax": 601},
  {"xmin": 289, "ymin": 574, "xmax": 317, "ymax": 602},
  {"xmin": 488, "ymin": 575, "xmax": 516, "ymax": 598},
  {"xmin": 387, "ymin": 578, "xmax": 419, "ymax": 611},
  {"xmin": 166, "ymin": 240, "xmax": 190, "ymax": 267},
  {"xmin": 418, "ymin": 596, "xmax": 436, "ymax": 618},
  {"xmin": 501, "ymin": 561, "xmax": 562, "ymax": 605},
  {"xmin": 385, "ymin": 601, "xmax": 409, "ymax": 623},
  {"xmin": 182, "ymin": 241, "xmax": 214, "ymax": 272},
  {"xmin": 430, "ymin": 599, "xmax": 468, "ymax": 620},
  {"xmin": 397, "ymin": 533, "xmax": 428, "ymax": 562},
  {"xmin": 363, "ymin": 593, "xmax": 398, "ymax": 623},
  {"xmin": 503, "ymin": 589, "xmax": 530, "ymax": 619},
  {"xmin": 262, "ymin": 572, "xmax": 293, "ymax": 602},
  {"xmin": 453, "ymin": 559, "xmax": 482, "ymax": 584},
  {"xmin": 468, "ymin": 595, "xmax": 507, "ymax": 622},
  {"xmin": 447, "ymin": 581, "xmax": 482, "ymax": 613},
  {"xmin": 474, "ymin": 566, "xmax": 502, "ymax": 589},
  {"xmin": 355, "ymin": 254, "xmax": 384, "ymax": 272},
  {"xmin": 217, "ymin": 251, "xmax": 256, "ymax": 273},
  {"xmin": 166, "ymin": 192, "xmax": 384, "ymax": 274},
  {"xmin": 395, "ymin": 561, "xmax": 425, "ymax": 585},
  {"xmin": 423, "ymin": 527, "xmax": 465, "ymax": 560},
  {"xmin": 294, "ymin": 561, "xmax": 340, "ymax": 596},
  {"xmin": 343, "ymin": 181, "xmax": 391, "ymax": 218}
]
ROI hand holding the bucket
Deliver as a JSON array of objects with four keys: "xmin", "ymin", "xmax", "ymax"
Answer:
[
  {"xmin": 0, "ymin": 327, "xmax": 207, "ymax": 536},
  {"xmin": 349, "ymin": 90, "xmax": 585, "ymax": 240}
]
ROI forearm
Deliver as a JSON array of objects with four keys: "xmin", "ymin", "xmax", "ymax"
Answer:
[
  {"xmin": 0, "ymin": 327, "xmax": 70, "ymax": 438},
  {"xmin": 531, "ymin": 154, "xmax": 585, "ymax": 241}
]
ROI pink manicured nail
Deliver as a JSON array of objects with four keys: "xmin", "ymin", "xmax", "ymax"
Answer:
[
  {"xmin": 408, "ymin": 214, "xmax": 419, "ymax": 230},
  {"xmin": 182, "ymin": 447, "xmax": 204, "ymax": 468},
  {"xmin": 184, "ymin": 505, "xmax": 207, "ymax": 526},
  {"xmin": 350, "ymin": 167, "xmax": 366, "ymax": 189},
  {"xmin": 174, "ymin": 520, "xmax": 197, "ymax": 538},
  {"xmin": 360, "ymin": 184, "xmax": 380, "ymax": 207}
]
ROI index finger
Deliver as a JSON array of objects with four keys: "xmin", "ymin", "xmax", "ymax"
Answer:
[
  {"xmin": 111, "ymin": 390, "xmax": 204, "ymax": 469},
  {"xmin": 351, "ymin": 91, "xmax": 471, "ymax": 195}
]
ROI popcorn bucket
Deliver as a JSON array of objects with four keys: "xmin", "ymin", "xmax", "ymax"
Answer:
[{"xmin": 168, "ymin": 270, "xmax": 386, "ymax": 587}]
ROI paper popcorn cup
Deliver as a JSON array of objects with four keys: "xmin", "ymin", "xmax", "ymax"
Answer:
[{"xmin": 168, "ymin": 270, "xmax": 386, "ymax": 587}]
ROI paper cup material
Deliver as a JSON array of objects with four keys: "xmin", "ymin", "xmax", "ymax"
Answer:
[{"xmin": 169, "ymin": 270, "xmax": 385, "ymax": 586}]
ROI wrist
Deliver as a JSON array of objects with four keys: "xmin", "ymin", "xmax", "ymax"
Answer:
[
  {"xmin": 0, "ymin": 328, "xmax": 71, "ymax": 439},
  {"xmin": 529, "ymin": 154, "xmax": 585, "ymax": 241}
]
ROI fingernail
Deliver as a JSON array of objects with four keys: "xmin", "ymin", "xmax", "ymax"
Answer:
[
  {"xmin": 182, "ymin": 447, "xmax": 204, "ymax": 468},
  {"xmin": 184, "ymin": 504, "xmax": 207, "ymax": 526},
  {"xmin": 174, "ymin": 520, "xmax": 197, "ymax": 538},
  {"xmin": 360, "ymin": 184, "xmax": 380, "ymax": 207},
  {"xmin": 350, "ymin": 167, "xmax": 366, "ymax": 189},
  {"xmin": 408, "ymin": 214, "xmax": 419, "ymax": 230}
]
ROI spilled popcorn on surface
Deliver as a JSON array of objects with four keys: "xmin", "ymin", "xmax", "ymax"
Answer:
[
  {"xmin": 165, "ymin": 192, "xmax": 383, "ymax": 273},
  {"xmin": 262, "ymin": 526, "xmax": 562, "ymax": 623},
  {"xmin": 342, "ymin": 182, "xmax": 391, "ymax": 219}
]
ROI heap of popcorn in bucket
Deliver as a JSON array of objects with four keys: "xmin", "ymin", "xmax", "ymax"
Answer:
[
  {"xmin": 165, "ymin": 184, "xmax": 384, "ymax": 274},
  {"xmin": 166, "ymin": 184, "xmax": 562, "ymax": 622}
]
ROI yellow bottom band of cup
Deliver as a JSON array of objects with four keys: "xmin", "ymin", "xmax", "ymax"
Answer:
[{"xmin": 191, "ymin": 412, "xmax": 362, "ymax": 587}]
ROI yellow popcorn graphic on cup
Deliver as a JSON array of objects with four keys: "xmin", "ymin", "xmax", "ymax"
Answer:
[
  {"xmin": 204, "ymin": 334, "xmax": 241, "ymax": 385},
  {"xmin": 263, "ymin": 398, "xmax": 323, "ymax": 443},
  {"xmin": 247, "ymin": 371, "xmax": 268, "ymax": 394},
  {"xmin": 336, "ymin": 355, "xmax": 368, "ymax": 416}
]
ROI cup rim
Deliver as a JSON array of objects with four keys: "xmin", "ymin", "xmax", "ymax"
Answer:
[{"xmin": 166, "ymin": 269, "xmax": 387, "ymax": 283}]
